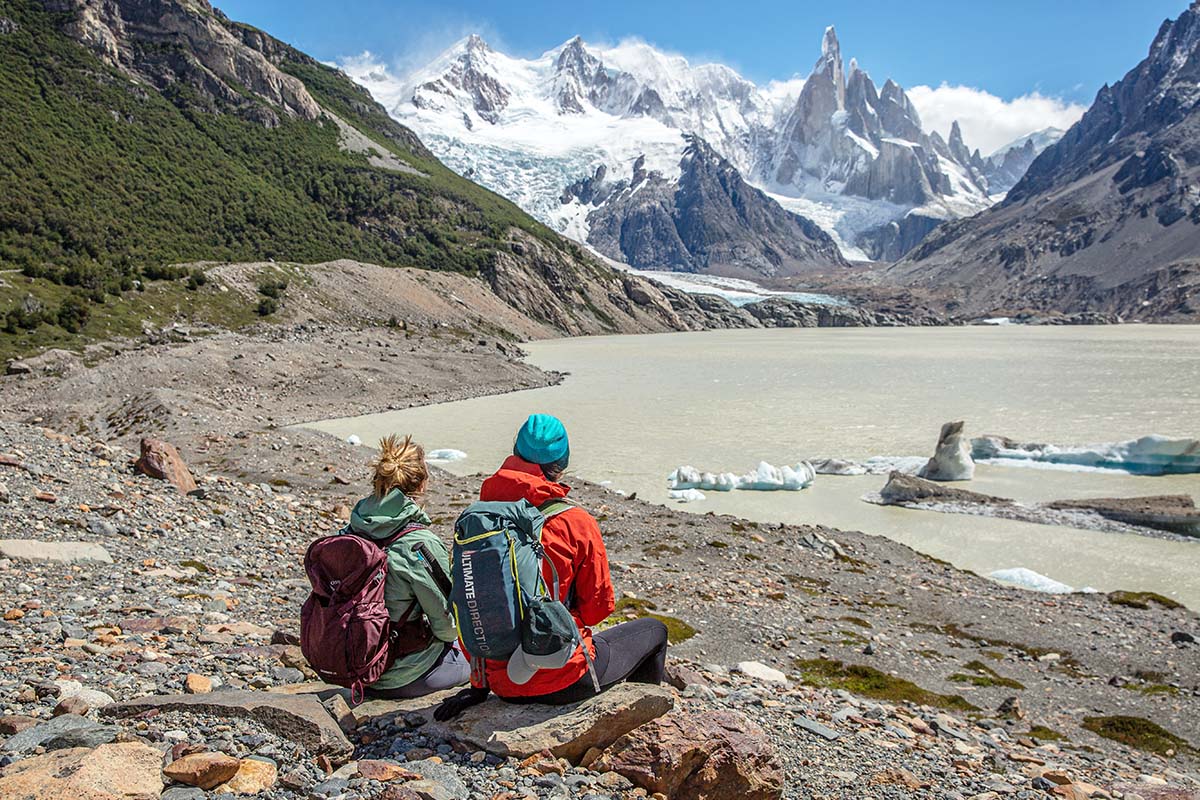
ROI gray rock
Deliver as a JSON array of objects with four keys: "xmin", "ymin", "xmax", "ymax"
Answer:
[
  {"xmin": 424, "ymin": 683, "xmax": 675, "ymax": 762},
  {"xmin": 1, "ymin": 713, "xmax": 118, "ymax": 752},
  {"xmin": 793, "ymin": 716, "xmax": 841, "ymax": 741},
  {"xmin": 162, "ymin": 788, "xmax": 207, "ymax": 800},
  {"xmin": 404, "ymin": 759, "xmax": 469, "ymax": 799},
  {"xmin": 104, "ymin": 690, "xmax": 353, "ymax": 762},
  {"xmin": 0, "ymin": 539, "xmax": 113, "ymax": 563}
]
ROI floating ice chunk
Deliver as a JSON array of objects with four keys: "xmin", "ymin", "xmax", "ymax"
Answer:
[
  {"xmin": 811, "ymin": 458, "xmax": 868, "ymax": 476},
  {"xmin": 668, "ymin": 461, "xmax": 815, "ymax": 491},
  {"xmin": 988, "ymin": 567, "xmax": 1075, "ymax": 594},
  {"xmin": 668, "ymin": 465, "xmax": 739, "ymax": 491},
  {"xmin": 918, "ymin": 421, "xmax": 975, "ymax": 481},
  {"xmin": 346, "ymin": 434, "xmax": 362, "ymax": 446},
  {"xmin": 972, "ymin": 434, "xmax": 1200, "ymax": 476},
  {"xmin": 668, "ymin": 488, "xmax": 706, "ymax": 502},
  {"xmin": 427, "ymin": 448, "xmax": 468, "ymax": 462}
]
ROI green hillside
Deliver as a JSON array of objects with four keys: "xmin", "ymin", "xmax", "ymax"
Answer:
[{"xmin": 0, "ymin": 0, "xmax": 573, "ymax": 353}]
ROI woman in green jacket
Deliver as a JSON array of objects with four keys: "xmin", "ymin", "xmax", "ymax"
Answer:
[{"xmin": 348, "ymin": 434, "xmax": 469, "ymax": 698}]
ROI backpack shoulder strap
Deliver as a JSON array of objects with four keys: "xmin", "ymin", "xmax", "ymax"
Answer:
[
  {"xmin": 537, "ymin": 499, "xmax": 573, "ymax": 520},
  {"xmin": 350, "ymin": 521, "xmax": 427, "ymax": 550}
]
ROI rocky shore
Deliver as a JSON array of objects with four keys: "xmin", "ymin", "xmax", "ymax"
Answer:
[{"xmin": 1, "ymin": 266, "xmax": 1198, "ymax": 799}]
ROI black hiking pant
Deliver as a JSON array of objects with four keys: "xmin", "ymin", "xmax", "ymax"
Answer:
[{"xmin": 503, "ymin": 617, "xmax": 669, "ymax": 705}]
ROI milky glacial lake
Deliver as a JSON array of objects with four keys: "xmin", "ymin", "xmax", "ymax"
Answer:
[{"xmin": 307, "ymin": 326, "xmax": 1200, "ymax": 607}]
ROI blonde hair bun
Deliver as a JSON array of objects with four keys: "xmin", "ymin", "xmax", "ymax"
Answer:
[{"xmin": 372, "ymin": 434, "xmax": 428, "ymax": 499}]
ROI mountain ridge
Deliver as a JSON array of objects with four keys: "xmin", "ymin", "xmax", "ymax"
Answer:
[
  {"xmin": 0, "ymin": 0, "xmax": 772, "ymax": 349},
  {"xmin": 346, "ymin": 27, "xmax": 1051, "ymax": 269},
  {"xmin": 886, "ymin": 1, "xmax": 1200, "ymax": 321}
]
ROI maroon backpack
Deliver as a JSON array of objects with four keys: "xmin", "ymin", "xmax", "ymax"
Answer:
[{"xmin": 300, "ymin": 524, "xmax": 426, "ymax": 702}]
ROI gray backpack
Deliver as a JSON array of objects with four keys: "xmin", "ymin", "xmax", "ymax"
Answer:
[{"xmin": 450, "ymin": 499, "xmax": 599, "ymax": 689}]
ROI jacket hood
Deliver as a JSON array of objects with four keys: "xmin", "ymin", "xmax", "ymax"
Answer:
[
  {"xmin": 349, "ymin": 488, "xmax": 431, "ymax": 539},
  {"xmin": 480, "ymin": 455, "xmax": 570, "ymax": 507}
]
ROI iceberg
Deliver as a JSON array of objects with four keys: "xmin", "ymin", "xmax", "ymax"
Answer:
[
  {"xmin": 427, "ymin": 448, "xmax": 468, "ymax": 462},
  {"xmin": 346, "ymin": 434, "xmax": 362, "ymax": 446},
  {"xmin": 668, "ymin": 461, "xmax": 816, "ymax": 492},
  {"xmin": 812, "ymin": 456, "xmax": 926, "ymax": 475},
  {"xmin": 988, "ymin": 567, "xmax": 1077, "ymax": 594},
  {"xmin": 972, "ymin": 434, "xmax": 1200, "ymax": 476},
  {"xmin": 989, "ymin": 567, "xmax": 1097, "ymax": 595},
  {"xmin": 918, "ymin": 420, "xmax": 975, "ymax": 481},
  {"xmin": 668, "ymin": 488, "xmax": 707, "ymax": 502}
]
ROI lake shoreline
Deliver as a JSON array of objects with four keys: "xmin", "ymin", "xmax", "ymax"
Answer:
[{"xmin": 2, "ymin": 309, "xmax": 1198, "ymax": 768}]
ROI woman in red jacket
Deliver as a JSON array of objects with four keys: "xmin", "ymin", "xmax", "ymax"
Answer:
[{"xmin": 436, "ymin": 414, "xmax": 668, "ymax": 719}]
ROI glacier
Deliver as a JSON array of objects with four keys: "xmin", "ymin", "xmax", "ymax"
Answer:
[
  {"xmin": 971, "ymin": 434, "xmax": 1200, "ymax": 476},
  {"xmin": 335, "ymin": 27, "xmax": 1048, "ymax": 266},
  {"xmin": 617, "ymin": 268, "xmax": 847, "ymax": 307},
  {"xmin": 668, "ymin": 461, "xmax": 816, "ymax": 492}
]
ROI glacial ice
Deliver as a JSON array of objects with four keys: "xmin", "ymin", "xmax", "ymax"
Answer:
[
  {"xmin": 668, "ymin": 461, "xmax": 816, "ymax": 492},
  {"xmin": 668, "ymin": 488, "xmax": 707, "ymax": 502},
  {"xmin": 989, "ymin": 567, "xmax": 1098, "ymax": 595},
  {"xmin": 812, "ymin": 456, "xmax": 926, "ymax": 476},
  {"xmin": 918, "ymin": 421, "xmax": 975, "ymax": 481},
  {"xmin": 346, "ymin": 434, "xmax": 362, "ymax": 446},
  {"xmin": 972, "ymin": 434, "xmax": 1200, "ymax": 476},
  {"xmin": 427, "ymin": 448, "xmax": 468, "ymax": 462},
  {"xmin": 988, "ymin": 567, "xmax": 1077, "ymax": 594}
]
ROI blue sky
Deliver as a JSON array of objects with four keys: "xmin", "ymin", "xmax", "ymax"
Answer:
[{"xmin": 218, "ymin": 0, "xmax": 1188, "ymax": 104}]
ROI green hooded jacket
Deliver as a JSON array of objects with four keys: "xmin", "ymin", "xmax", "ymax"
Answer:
[{"xmin": 348, "ymin": 488, "xmax": 457, "ymax": 690}]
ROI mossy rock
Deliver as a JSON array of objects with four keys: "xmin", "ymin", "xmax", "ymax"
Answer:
[
  {"xmin": 795, "ymin": 658, "xmax": 978, "ymax": 712},
  {"xmin": 604, "ymin": 597, "xmax": 697, "ymax": 645},
  {"xmin": 1082, "ymin": 715, "xmax": 1195, "ymax": 756},
  {"xmin": 1028, "ymin": 725, "xmax": 1067, "ymax": 742},
  {"xmin": 1107, "ymin": 591, "xmax": 1183, "ymax": 611},
  {"xmin": 948, "ymin": 660, "xmax": 1025, "ymax": 690}
]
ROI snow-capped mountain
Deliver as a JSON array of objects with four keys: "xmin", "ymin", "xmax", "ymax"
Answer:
[
  {"xmin": 342, "ymin": 28, "xmax": 1055, "ymax": 270},
  {"xmin": 980, "ymin": 127, "xmax": 1065, "ymax": 197}
]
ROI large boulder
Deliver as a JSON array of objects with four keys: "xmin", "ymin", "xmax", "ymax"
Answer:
[
  {"xmin": 4, "ymin": 348, "xmax": 82, "ymax": 377},
  {"xmin": 918, "ymin": 420, "xmax": 974, "ymax": 481},
  {"xmin": 879, "ymin": 471, "xmax": 1007, "ymax": 507},
  {"xmin": 134, "ymin": 438, "xmax": 198, "ymax": 494},
  {"xmin": 423, "ymin": 683, "xmax": 674, "ymax": 763},
  {"xmin": 595, "ymin": 707, "xmax": 783, "ymax": 800},
  {"xmin": 104, "ymin": 691, "xmax": 352, "ymax": 763},
  {"xmin": 0, "ymin": 742, "xmax": 163, "ymax": 799}
]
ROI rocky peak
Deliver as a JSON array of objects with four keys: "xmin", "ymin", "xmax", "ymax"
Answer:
[
  {"xmin": 1012, "ymin": 2, "xmax": 1200, "ymax": 200},
  {"xmin": 552, "ymin": 35, "xmax": 613, "ymax": 114},
  {"xmin": 815, "ymin": 25, "xmax": 846, "ymax": 108},
  {"xmin": 876, "ymin": 79, "xmax": 923, "ymax": 141},
  {"xmin": 844, "ymin": 65, "xmax": 882, "ymax": 141},
  {"xmin": 41, "ymin": 0, "xmax": 321, "ymax": 123},
  {"xmin": 463, "ymin": 33, "xmax": 490, "ymax": 55},
  {"xmin": 416, "ymin": 33, "xmax": 510, "ymax": 123},
  {"xmin": 948, "ymin": 120, "xmax": 972, "ymax": 164}
]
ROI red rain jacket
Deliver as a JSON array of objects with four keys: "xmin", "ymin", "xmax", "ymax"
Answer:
[{"xmin": 472, "ymin": 455, "xmax": 615, "ymax": 697}]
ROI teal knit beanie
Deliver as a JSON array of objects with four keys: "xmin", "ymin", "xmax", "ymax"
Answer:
[{"xmin": 514, "ymin": 413, "xmax": 570, "ymax": 467}]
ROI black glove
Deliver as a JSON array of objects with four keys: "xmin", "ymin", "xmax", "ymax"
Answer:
[{"xmin": 433, "ymin": 687, "xmax": 489, "ymax": 721}]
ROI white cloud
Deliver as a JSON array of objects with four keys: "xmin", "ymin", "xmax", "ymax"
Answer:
[
  {"xmin": 907, "ymin": 83, "xmax": 1087, "ymax": 156},
  {"xmin": 763, "ymin": 75, "xmax": 806, "ymax": 111},
  {"xmin": 336, "ymin": 51, "xmax": 407, "ymax": 110}
]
